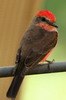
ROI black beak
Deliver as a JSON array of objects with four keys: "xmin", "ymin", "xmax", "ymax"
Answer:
[
  {"xmin": 50, "ymin": 22, "xmax": 58, "ymax": 28},
  {"xmin": 46, "ymin": 20, "xmax": 58, "ymax": 28}
]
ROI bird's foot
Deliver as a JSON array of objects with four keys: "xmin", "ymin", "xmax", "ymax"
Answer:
[
  {"xmin": 45, "ymin": 59, "xmax": 55, "ymax": 64},
  {"xmin": 45, "ymin": 59, "xmax": 55, "ymax": 71}
]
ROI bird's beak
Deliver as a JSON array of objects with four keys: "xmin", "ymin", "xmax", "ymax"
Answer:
[
  {"xmin": 46, "ymin": 20, "xmax": 58, "ymax": 28},
  {"xmin": 50, "ymin": 23, "xmax": 58, "ymax": 28}
]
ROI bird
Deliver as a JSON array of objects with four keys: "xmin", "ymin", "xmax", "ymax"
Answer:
[{"xmin": 6, "ymin": 9, "xmax": 58, "ymax": 99}]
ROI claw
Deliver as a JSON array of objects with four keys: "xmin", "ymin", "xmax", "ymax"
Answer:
[
  {"xmin": 45, "ymin": 59, "xmax": 55, "ymax": 64},
  {"xmin": 45, "ymin": 59, "xmax": 55, "ymax": 71}
]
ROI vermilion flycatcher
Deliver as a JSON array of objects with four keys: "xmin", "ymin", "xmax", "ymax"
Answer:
[{"xmin": 7, "ymin": 9, "xmax": 58, "ymax": 98}]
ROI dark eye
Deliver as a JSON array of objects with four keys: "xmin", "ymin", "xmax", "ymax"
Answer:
[{"xmin": 41, "ymin": 17, "xmax": 46, "ymax": 21}]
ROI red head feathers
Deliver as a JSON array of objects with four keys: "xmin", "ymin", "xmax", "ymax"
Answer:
[{"xmin": 37, "ymin": 10, "xmax": 56, "ymax": 23}]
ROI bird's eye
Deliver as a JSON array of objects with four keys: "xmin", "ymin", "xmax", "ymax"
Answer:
[{"xmin": 41, "ymin": 17, "xmax": 46, "ymax": 21}]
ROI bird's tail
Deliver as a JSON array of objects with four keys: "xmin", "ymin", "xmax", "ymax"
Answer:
[{"xmin": 6, "ymin": 74, "xmax": 24, "ymax": 98}]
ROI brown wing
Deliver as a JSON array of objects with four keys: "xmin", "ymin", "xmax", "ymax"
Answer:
[
  {"xmin": 15, "ymin": 25, "xmax": 58, "ymax": 69},
  {"xmin": 24, "ymin": 35, "xmax": 57, "ymax": 68}
]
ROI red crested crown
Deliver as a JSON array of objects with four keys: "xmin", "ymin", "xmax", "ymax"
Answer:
[{"xmin": 37, "ymin": 10, "xmax": 56, "ymax": 22}]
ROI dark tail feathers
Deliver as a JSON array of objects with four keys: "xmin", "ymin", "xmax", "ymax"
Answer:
[{"xmin": 6, "ymin": 75, "xmax": 24, "ymax": 98}]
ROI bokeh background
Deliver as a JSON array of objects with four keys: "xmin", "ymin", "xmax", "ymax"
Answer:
[{"xmin": 0, "ymin": 0, "xmax": 66, "ymax": 100}]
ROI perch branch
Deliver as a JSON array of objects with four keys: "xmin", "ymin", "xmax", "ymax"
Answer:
[{"xmin": 0, "ymin": 61, "xmax": 66, "ymax": 77}]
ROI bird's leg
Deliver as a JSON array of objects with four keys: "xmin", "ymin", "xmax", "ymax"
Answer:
[
  {"xmin": 45, "ymin": 59, "xmax": 55, "ymax": 64},
  {"xmin": 45, "ymin": 59, "xmax": 55, "ymax": 71}
]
